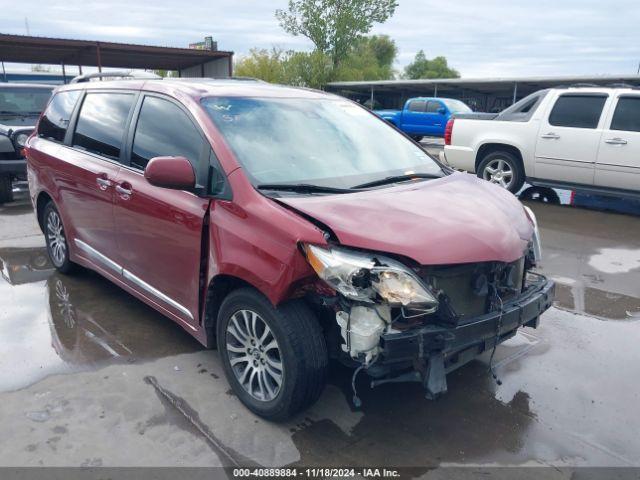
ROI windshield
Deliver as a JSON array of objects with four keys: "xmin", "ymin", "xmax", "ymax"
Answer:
[
  {"xmin": 202, "ymin": 97, "xmax": 443, "ymax": 189},
  {"xmin": 0, "ymin": 87, "xmax": 53, "ymax": 117},
  {"xmin": 442, "ymin": 99, "xmax": 472, "ymax": 114}
]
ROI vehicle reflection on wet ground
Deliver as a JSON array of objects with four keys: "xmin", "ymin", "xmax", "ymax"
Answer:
[
  {"xmin": 1, "ymin": 187, "xmax": 639, "ymax": 468},
  {"xmin": 0, "ymin": 244, "xmax": 202, "ymax": 391}
]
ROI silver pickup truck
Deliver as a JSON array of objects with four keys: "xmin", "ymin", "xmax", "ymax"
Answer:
[{"xmin": 0, "ymin": 83, "xmax": 53, "ymax": 203}]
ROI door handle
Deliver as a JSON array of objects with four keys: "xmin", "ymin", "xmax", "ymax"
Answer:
[
  {"xmin": 96, "ymin": 177, "xmax": 112, "ymax": 190},
  {"xmin": 115, "ymin": 184, "xmax": 133, "ymax": 198},
  {"xmin": 605, "ymin": 137, "xmax": 627, "ymax": 145},
  {"xmin": 541, "ymin": 132, "xmax": 560, "ymax": 139}
]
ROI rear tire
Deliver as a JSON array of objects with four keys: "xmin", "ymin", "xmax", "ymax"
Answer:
[
  {"xmin": 477, "ymin": 150, "xmax": 525, "ymax": 193},
  {"xmin": 217, "ymin": 288, "xmax": 328, "ymax": 421},
  {"xmin": 43, "ymin": 202, "xmax": 76, "ymax": 274},
  {"xmin": 0, "ymin": 175, "xmax": 13, "ymax": 204}
]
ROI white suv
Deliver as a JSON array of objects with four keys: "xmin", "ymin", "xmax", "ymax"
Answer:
[{"xmin": 442, "ymin": 86, "xmax": 640, "ymax": 197}]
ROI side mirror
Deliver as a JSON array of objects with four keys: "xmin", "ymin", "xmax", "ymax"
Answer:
[
  {"xmin": 144, "ymin": 156, "xmax": 196, "ymax": 190},
  {"xmin": 438, "ymin": 107, "xmax": 447, "ymax": 115}
]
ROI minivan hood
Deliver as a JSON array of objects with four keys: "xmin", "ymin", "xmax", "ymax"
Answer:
[{"xmin": 278, "ymin": 173, "xmax": 533, "ymax": 265}]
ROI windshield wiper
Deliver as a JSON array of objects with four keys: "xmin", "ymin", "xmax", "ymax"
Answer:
[
  {"xmin": 352, "ymin": 173, "xmax": 443, "ymax": 189},
  {"xmin": 257, "ymin": 183, "xmax": 356, "ymax": 194}
]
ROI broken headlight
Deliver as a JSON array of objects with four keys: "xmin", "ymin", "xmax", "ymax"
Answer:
[
  {"xmin": 303, "ymin": 244, "xmax": 439, "ymax": 309},
  {"xmin": 523, "ymin": 206, "xmax": 542, "ymax": 263}
]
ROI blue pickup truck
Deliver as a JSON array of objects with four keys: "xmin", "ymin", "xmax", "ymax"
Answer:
[{"xmin": 374, "ymin": 97, "xmax": 472, "ymax": 140}]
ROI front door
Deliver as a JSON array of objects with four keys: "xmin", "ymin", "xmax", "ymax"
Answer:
[
  {"xmin": 595, "ymin": 94, "xmax": 640, "ymax": 191},
  {"xmin": 534, "ymin": 92, "xmax": 609, "ymax": 185},
  {"xmin": 59, "ymin": 91, "xmax": 136, "ymax": 274},
  {"xmin": 113, "ymin": 94, "xmax": 210, "ymax": 330},
  {"xmin": 402, "ymin": 99, "xmax": 426, "ymax": 134},
  {"xmin": 424, "ymin": 100, "xmax": 445, "ymax": 136}
]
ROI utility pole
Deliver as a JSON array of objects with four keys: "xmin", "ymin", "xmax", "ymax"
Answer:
[{"xmin": 24, "ymin": 17, "xmax": 30, "ymax": 35}]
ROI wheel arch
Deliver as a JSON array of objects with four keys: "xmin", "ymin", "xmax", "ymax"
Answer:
[
  {"xmin": 203, "ymin": 274, "xmax": 258, "ymax": 347},
  {"xmin": 35, "ymin": 191, "xmax": 54, "ymax": 233},
  {"xmin": 475, "ymin": 143, "xmax": 524, "ymax": 172}
]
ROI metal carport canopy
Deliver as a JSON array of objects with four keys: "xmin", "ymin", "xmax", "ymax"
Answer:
[
  {"xmin": 326, "ymin": 74, "xmax": 640, "ymax": 95},
  {"xmin": 0, "ymin": 33, "xmax": 233, "ymax": 71}
]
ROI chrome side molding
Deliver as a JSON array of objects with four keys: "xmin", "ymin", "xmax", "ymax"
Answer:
[
  {"xmin": 122, "ymin": 269, "xmax": 193, "ymax": 320},
  {"xmin": 75, "ymin": 239, "xmax": 122, "ymax": 274},
  {"xmin": 73, "ymin": 238, "xmax": 193, "ymax": 321}
]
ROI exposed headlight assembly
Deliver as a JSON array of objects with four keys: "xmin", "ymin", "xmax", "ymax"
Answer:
[
  {"xmin": 303, "ymin": 243, "xmax": 438, "ymax": 310},
  {"xmin": 523, "ymin": 205, "xmax": 542, "ymax": 263}
]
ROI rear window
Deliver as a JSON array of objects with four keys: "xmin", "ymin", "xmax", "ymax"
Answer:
[
  {"xmin": 408, "ymin": 100, "xmax": 426, "ymax": 112},
  {"xmin": 72, "ymin": 93, "xmax": 135, "ymax": 160},
  {"xmin": 610, "ymin": 96, "xmax": 640, "ymax": 132},
  {"xmin": 38, "ymin": 90, "xmax": 81, "ymax": 143},
  {"xmin": 425, "ymin": 101, "xmax": 442, "ymax": 113},
  {"xmin": 548, "ymin": 94, "xmax": 607, "ymax": 129}
]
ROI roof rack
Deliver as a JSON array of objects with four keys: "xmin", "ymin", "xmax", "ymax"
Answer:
[
  {"xmin": 70, "ymin": 71, "xmax": 161, "ymax": 84},
  {"xmin": 605, "ymin": 82, "xmax": 640, "ymax": 89},
  {"xmin": 554, "ymin": 83, "xmax": 601, "ymax": 89},
  {"xmin": 229, "ymin": 76, "xmax": 265, "ymax": 82}
]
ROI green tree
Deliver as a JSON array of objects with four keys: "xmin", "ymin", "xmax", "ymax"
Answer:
[
  {"xmin": 275, "ymin": 0, "xmax": 398, "ymax": 67},
  {"xmin": 284, "ymin": 50, "xmax": 334, "ymax": 88},
  {"xmin": 234, "ymin": 47, "xmax": 290, "ymax": 83},
  {"xmin": 234, "ymin": 47, "xmax": 333, "ymax": 89},
  {"xmin": 403, "ymin": 50, "xmax": 460, "ymax": 79},
  {"xmin": 153, "ymin": 69, "xmax": 177, "ymax": 78},
  {"xmin": 334, "ymin": 35, "xmax": 397, "ymax": 81}
]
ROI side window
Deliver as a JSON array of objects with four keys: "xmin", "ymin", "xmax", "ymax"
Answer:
[
  {"xmin": 73, "ymin": 93, "xmax": 135, "ymax": 160},
  {"xmin": 426, "ymin": 101, "xmax": 443, "ymax": 113},
  {"xmin": 38, "ymin": 90, "xmax": 81, "ymax": 143},
  {"xmin": 408, "ymin": 100, "xmax": 426, "ymax": 112},
  {"xmin": 548, "ymin": 94, "xmax": 607, "ymax": 129},
  {"xmin": 517, "ymin": 97, "xmax": 538, "ymax": 114},
  {"xmin": 131, "ymin": 96, "xmax": 205, "ymax": 171},
  {"xmin": 610, "ymin": 96, "xmax": 640, "ymax": 132}
]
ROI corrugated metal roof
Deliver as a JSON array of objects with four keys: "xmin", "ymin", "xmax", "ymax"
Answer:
[{"xmin": 0, "ymin": 33, "xmax": 233, "ymax": 71}]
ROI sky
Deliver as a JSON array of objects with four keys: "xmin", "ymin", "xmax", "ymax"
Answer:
[{"xmin": 2, "ymin": 0, "xmax": 639, "ymax": 78}]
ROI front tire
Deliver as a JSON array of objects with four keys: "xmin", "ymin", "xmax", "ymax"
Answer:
[
  {"xmin": 217, "ymin": 288, "xmax": 328, "ymax": 420},
  {"xmin": 43, "ymin": 202, "xmax": 76, "ymax": 274},
  {"xmin": 0, "ymin": 175, "xmax": 13, "ymax": 204},
  {"xmin": 477, "ymin": 151, "xmax": 525, "ymax": 193}
]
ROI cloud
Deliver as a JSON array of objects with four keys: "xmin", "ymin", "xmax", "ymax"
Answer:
[{"xmin": 3, "ymin": 0, "xmax": 639, "ymax": 77}]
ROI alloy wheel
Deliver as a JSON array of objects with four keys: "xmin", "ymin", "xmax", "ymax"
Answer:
[
  {"xmin": 225, "ymin": 309, "xmax": 284, "ymax": 402},
  {"xmin": 47, "ymin": 210, "xmax": 67, "ymax": 267},
  {"xmin": 483, "ymin": 159, "xmax": 514, "ymax": 189}
]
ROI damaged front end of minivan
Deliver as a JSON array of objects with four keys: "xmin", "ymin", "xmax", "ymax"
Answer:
[{"xmin": 299, "ymin": 208, "xmax": 555, "ymax": 402}]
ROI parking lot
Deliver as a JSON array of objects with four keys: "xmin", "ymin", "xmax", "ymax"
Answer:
[{"xmin": 1, "ymin": 183, "xmax": 639, "ymax": 471}]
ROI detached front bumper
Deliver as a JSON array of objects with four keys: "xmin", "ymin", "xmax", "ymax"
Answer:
[
  {"xmin": 376, "ymin": 275, "xmax": 555, "ymax": 397},
  {"xmin": 0, "ymin": 159, "xmax": 27, "ymax": 176}
]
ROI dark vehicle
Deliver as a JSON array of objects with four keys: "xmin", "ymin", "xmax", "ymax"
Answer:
[
  {"xmin": 27, "ymin": 78, "xmax": 554, "ymax": 420},
  {"xmin": 0, "ymin": 83, "xmax": 54, "ymax": 203}
]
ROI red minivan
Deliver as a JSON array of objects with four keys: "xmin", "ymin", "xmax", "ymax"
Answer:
[{"xmin": 27, "ymin": 77, "xmax": 554, "ymax": 420}]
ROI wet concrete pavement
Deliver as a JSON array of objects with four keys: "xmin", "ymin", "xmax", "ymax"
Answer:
[{"xmin": 1, "ymin": 187, "xmax": 639, "ymax": 470}]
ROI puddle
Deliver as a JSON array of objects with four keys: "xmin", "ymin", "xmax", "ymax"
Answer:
[
  {"xmin": 588, "ymin": 248, "xmax": 640, "ymax": 274},
  {"xmin": 554, "ymin": 282, "xmax": 640, "ymax": 320},
  {"xmin": 0, "ymin": 246, "xmax": 202, "ymax": 392}
]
